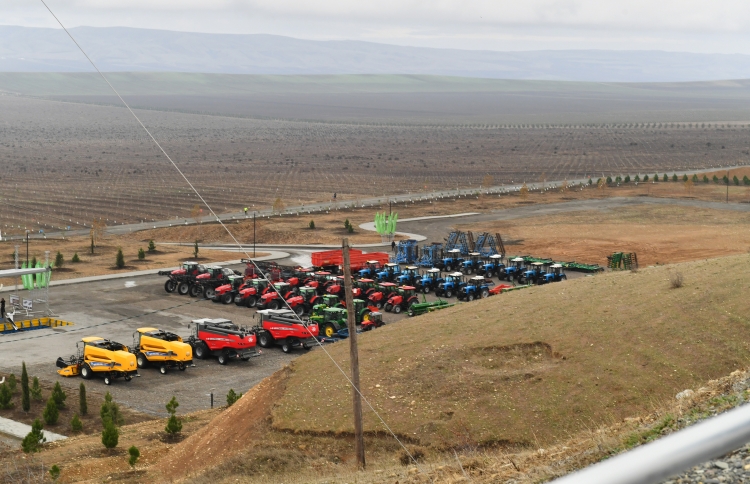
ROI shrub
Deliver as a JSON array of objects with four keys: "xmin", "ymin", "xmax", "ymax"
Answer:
[
  {"xmin": 734, "ymin": 175, "xmax": 740, "ymax": 186},
  {"xmin": 344, "ymin": 219, "xmax": 351, "ymax": 229},
  {"xmin": 703, "ymin": 175, "xmax": 710, "ymax": 183},
  {"xmin": 606, "ymin": 176, "xmax": 612, "ymax": 184},
  {"xmin": 165, "ymin": 396, "xmax": 182, "ymax": 436},
  {"xmin": 226, "ymin": 389, "xmax": 242, "ymax": 407},
  {"xmin": 30, "ymin": 377, "xmax": 42, "ymax": 401},
  {"xmin": 137, "ymin": 248, "xmax": 145, "ymax": 260},
  {"xmin": 670, "ymin": 272, "xmax": 684, "ymax": 289},
  {"xmin": 51, "ymin": 382, "xmax": 66, "ymax": 408},
  {"xmin": 723, "ymin": 175, "xmax": 729, "ymax": 185},
  {"xmin": 71, "ymin": 253, "xmax": 80, "ymax": 263},
  {"xmin": 8, "ymin": 373, "xmax": 17, "ymax": 393},
  {"xmin": 624, "ymin": 175, "xmax": 630, "ymax": 183},
  {"xmin": 54, "ymin": 251, "xmax": 64, "ymax": 269},
  {"xmin": 663, "ymin": 173, "xmax": 669, "ymax": 182},
  {"xmin": 692, "ymin": 174, "xmax": 699, "ymax": 182},
  {"xmin": 0, "ymin": 383, "xmax": 13, "ymax": 409},
  {"xmin": 128, "ymin": 446, "xmax": 140, "ymax": 469},
  {"xmin": 71, "ymin": 414, "xmax": 83, "ymax": 432},
  {"xmin": 79, "ymin": 383, "xmax": 87, "ymax": 416},
  {"xmin": 309, "ymin": 220, "xmax": 316, "ymax": 229},
  {"xmin": 713, "ymin": 175, "xmax": 720, "ymax": 183},
  {"xmin": 615, "ymin": 176, "xmax": 622, "ymax": 184},
  {"xmin": 101, "ymin": 417, "xmax": 119, "ymax": 450},
  {"xmin": 643, "ymin": 175, "xmax": 649, "ymax": 182},
  {"xmin": 682, "ymin": 174, "xmax": 688, "ymax": 182},
  {"xmin": 744, "ymin": 175, "xmax": 750, "ymax": 186},
  {"xmin": 193, "ymin": 240, "xmax": 199, "ymax": 259},
  {"xmin": 587, "ymin": 178, "xmax": 593, "ymax": 185},
  {"xmin": 672, "ymin": 174, "xmax": 678, "ymax": 182},
  {"xmin": 21, "ymin": 362, "xmax": 30, "ymax": 413},
  {"xmin": 49, "ymin": 465, "xmax": 60, "ymax": 481},
  {"xmin": 43, "ymin": 397, "xmax": 59, "ymax": 425},
  {"xmin": 147, "ymin": 240, "xmax": 156, "ymax": 252},
  {"xmin": 21, "ymin": 419, "xmax": 45, "ymax": 453},
  {"xmin": 100, "ymin": 392, "xmax": 124, "ymax": 426},
  {"xmin": 115, "ymin": 248, "xmax": 125, "ymax": 269}
]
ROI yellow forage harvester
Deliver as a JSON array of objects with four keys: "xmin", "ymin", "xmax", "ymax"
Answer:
[
  {"xmin": 132, "ymin": 327, "xmax": 193, "ymax": 374},
  {"xmin": 56, "ymin": 337, "xmax": 138, "ymax": 385}
]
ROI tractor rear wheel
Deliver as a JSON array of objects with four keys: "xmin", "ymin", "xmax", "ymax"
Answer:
[
  {"xmin": 486, "ymin": 270, "xmax": 494, "ymax": 278},
  {"xmin": 324, "ymin": 324, "xmax": 336, "ymax": 338},
  {"xmin": 204, "ymin": 287, "xmax": 216, "ymax": 299},
  {"xmin": 481, "ymin": 289, "xmax": 489, "ymax": 299},
  {"xmin": 194, "ymin": 343, "xmax": 209, "ymax": 359},
  {"xmin": 104, "ymin": 375, "xmax": 112, "ymax": 385},
  {"xmin": 178, "ymin": 282, "xmax": 190, "ymax": 295},
  {"xmin": 159, "ymin": 365, "xmax": 168, "ymax": 375},
  {"xmin": 384, "ymin": 303, "xmax": 393, "ymax": 312},
  {"xmin": 222, "ymin": 292, "xmax": 233, "ymax": 304},
  {"xmin": 281, "ymin": 341, "xmax": 293, "ymax": 353},
  {"xmin": 246, "ymin": 296, "xmax": 258, "ymax": 308},
  {"xmin": 217, "ymin": 352, "xmax": 229, "ymax": 365},
  {"xmin": 258, "ymin": 332, "xmax": 273, "ymax": 348},
  {"xmin": 136, "ymin": 353, "xmax": 148, "ymax": 369},
  {"xmin": 393, "ymin": 305, "xmax": 402, "ymax": 314},
  {"xmin": 165, "ymin": 280, "xmax": 177, "ymax": 293},
  {"xmin": 189, "ymin": 284, "xmax": 201, "ymax": 297},
  {"xmin": 80, "ymin": 363, "xmax": 93, "ymax": 380},
  {"xmin": 445, "ymin": 265, "xmax": 452, "ymax": 272}
]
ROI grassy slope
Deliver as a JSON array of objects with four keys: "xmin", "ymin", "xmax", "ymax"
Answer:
[
  {"xmin": 273, "ymin": 254, "xmax": 750, "ymax": 448},
  {"xmin": 2, "ymin": 72, "xmax": 747, "ymax": 97}
]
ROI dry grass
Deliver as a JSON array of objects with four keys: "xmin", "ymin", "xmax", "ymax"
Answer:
[{"xmin": 274, "ymin": 254, "xmax": 750, "ymax": 450}]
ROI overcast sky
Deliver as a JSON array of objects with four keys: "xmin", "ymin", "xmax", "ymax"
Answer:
[{"xmin": 4, "ymin": 0, "xmax": 750, "ymax": 53}]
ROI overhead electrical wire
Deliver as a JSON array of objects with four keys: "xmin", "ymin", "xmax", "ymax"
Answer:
[{"xmin": 37, "ymin": 1, "xmax": 433, "ymax": 479}]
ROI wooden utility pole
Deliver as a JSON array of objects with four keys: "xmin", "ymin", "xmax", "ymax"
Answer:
[{"xmin": 342, "ymin": 238, "xmax": 365, "ymax": 469}]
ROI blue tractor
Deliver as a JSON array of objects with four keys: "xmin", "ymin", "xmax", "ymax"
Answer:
[
  {"xmin": 397, "ymin": 266, "xmax": 420, "ymax": 286},
  {"xmin": 437, "ymin": 249, "xmax": 464, "ymax": 273},
  {"xmin": 376, "ymin": 263, "xmax": 402, "ymax": 282},
  {"xmin": 358, "ymin": 260, "xmax": 382, "ymax": 279},
  {"xmin": 457, "ymin": 276, "xmax": 492, "ymax": 301},
  {"xmin": 503, "ymin": 257, "xmax": 527, "ymax": 282},
  {"xmin": 461, "ymin": 252, "xmax": 483, "ymax": 275},
  {"xmin": 415, "ymin": 268, "xmax": 444, "ymax": 294},
  {"xmin": 478, "ymin": 254, "xmax": 505, "ymax": 278},
  {"xmin": 537, "ymin": 264, "xmax": 567, "ymax": 285},
  {"xmin": 517, "ymin": 262, "xmax": 545, "ymax": 285},
  {"xmin": 435, "ymin": 272, "xmax": 466, "ymax": 298}
]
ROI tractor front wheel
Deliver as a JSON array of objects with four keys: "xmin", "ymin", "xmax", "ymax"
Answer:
[
  {"xmin": 375, "ymin": 301, "xmax": 383, "ymax": 309},
  {"xmin": 204, "ymin": 287, "xmax": 216, "ymax": 300},
  {"xmin": 445, "ymin": 289, "xmax": 453, "ymax": 298},
  {"xmin": 178, "ymin": 282, "xmax": 190, "ymax": 295},
  {"xmin": 222, "ymin": 292, "xmax": 233, "ymax": 304},
  {"xmin": 136, "ymin": 353, "xmax": 148, "ymax": 369},
  {"xmin": 80, "ymin": 363, "xmax": 93, "ymax": 380},
  {"xmin": 269, "ymin": 300, "xmax": 281, "ymax": 310},
  {"xmin": 234, "ymin": 294, "xmax": 243, "ymax": 305},
  {"xmin": 189, "ymin": 284, "xmax": 201, "ymax": 297},
  {"xmin": 217, "ymin": 353, "xmax": 229, "ymax": 365},
  {"xmin": 246, "ymin": 296, "xmax": 258, "ymax": 308},
  {"xmin": 165, "ymin": 280, "xmax": 177, "ymax": 293},
  {"xmin": 468, "ymin": 294, "xmax": 475, "ymax": 301},
  {"xmin": 159, "ymin": 365, "xmax": 168, "ymax": 375},
  {"xmin": 422, "ymin": 286, "xmax": 430, "ymax": 294},
  {"xmin": 393, "ymin": 305, "xmax": 402, "ymax": 314},
  {"xmin": 445, "ymin": 265, "xmax": 452, "ymax": 272},
  {"xmin": 384, "ymin": 303, "xmax": 393, "ymax": 312}
]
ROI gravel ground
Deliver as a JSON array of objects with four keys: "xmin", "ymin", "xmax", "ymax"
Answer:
[{"xmin": 663, "ymin": 448, "xmax": 750, "ymax": 484}]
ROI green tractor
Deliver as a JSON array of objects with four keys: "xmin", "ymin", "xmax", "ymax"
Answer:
[
  {"xmin": 316, "ymin": 299, "xmax": 381, "ymax": 338},
  {"xmin": 318, "ymin": 307, "xmax": 348, "ymax": 338}
]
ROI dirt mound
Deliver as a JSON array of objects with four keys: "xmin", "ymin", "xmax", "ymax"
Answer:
[{"xmin": 155, "ymin": 368, "xmax": 289, "ymax": 481}]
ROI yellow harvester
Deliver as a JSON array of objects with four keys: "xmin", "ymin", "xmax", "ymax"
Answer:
[
  {"xmin": 56, "ymin": 337, "xmax": 138, "ymax": 385},
  {"xmin": 132, "ymin": 327, "xmax": 193, "ymax": 374}
]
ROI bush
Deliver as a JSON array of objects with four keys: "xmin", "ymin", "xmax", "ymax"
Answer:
[
  {"xmin": 682, "ymin": 174, "xmax": 688, "ymax": 182},
  {"xmin": 137, "ymin": 248, "xmax": 145, "ymax": 260},
  {"xmin": 30, "ymin": 377, "xmax": 42, "ymax": 401},
  {"xmin": 703, "ymin": 175, "xmax": 710, "ymax": 183},
  {"xmin": 128, "ymin": 446, "xmax": 140, "ymax": 469},
  {"xmin": 713, "ymin": 175, "xmax": 720, "ymax": 183},
  {"xmin": 624, "ymin": 175, "xmax": 630, "ymax": 183},
  {"xmin": 734, "ymin": 175, "xmax": 740, "ymax": 186},
  {"xmin": 53, "ymin": 251, "xmax": 64, "ymax": 269},
  {"xmin": 0, "ymin": 383, "xmax": 13, "ymax": 409},
  {"xmin": 692, "ymin": 174, "xmax": 699, "ymax": 182},
  {"xmin": 71, "ymin": 252, "xmax": 80, "ymax": 263},
  {"xmin": 21, "ymin": 362, "xmax": 30, "ymax": 413},
  {"xmin": 71, "ymin": 414, "xmax": 83, "ymax": 432},
  {"xmin": 79, "ymin": 382, "xmax": 87, "ymax": 416},
  {"xmin": 309, "ymin": 220, "xmax": 315, "ymax": 229},
  {"xmin": 51, "ymin": 382, "xmax": 66, "ymax": 409},
  {"xmin": 115, "ymin": 248, "xmax": 125, "ymax": 269},
  {"xmin": 744, "ymin": 175, "xmax": 750, "ymax": 186},
  {"xmin": 723, "ymin": 175, "xmax": 729, "ymax": 185},
  {"xmin": 101, "ymin": 417, "xmax": 119, "ymax": 450},
  {"xmin": 49, "ymin": 465, "xmax": 60, "ymax": 481},
  {"xmin": 165, "ymin": 396, "xmax": 182, "ymax": 436},
  {"xmin": 344, "ymin": 219, "xmax": 351, "ymax": 230},
  {"xmin": 148, "ymin": 240, "xmax": 156, "ymax": 252},
  {"xmin": 193, "ymin": 240, "xmax": 199, "ymax": 259},
  {"xmin": 43, "ymin": 397, "xmax": 59, "ymax": 425},
  {"xmin": 226, "ymin": 389, "xmax": 242, "ymax": 407},
  {"xmin": 643, "ymin": 175, "xmax": 649, "ymax": 182},
  {"xmin": 100, "ymin": 392, "xmax": 124, "ymax": 426},
  {"xmin": 21, "ymin": 419, "xmax": 45, "ymax": 453},
  {"xmin": 663, "ymin": 173, "xmax": 669, "ymax": 182},
  {"xmin": 8, "ymin": 373, "xmax": 17, "ymax": 393},
  {"xmin": 606, "ymin": 176, "xmax": 612, "ymax": 184},
  {"xmin": 670, "ymin": 272, "xmax": 684, "ymax": 289}
]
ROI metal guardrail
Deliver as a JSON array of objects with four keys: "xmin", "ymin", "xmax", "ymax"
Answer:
[{"xmin": 551, "ymin": 403, "xmax": 750, "ymax": 484}]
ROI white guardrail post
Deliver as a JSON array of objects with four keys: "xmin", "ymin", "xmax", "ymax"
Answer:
[{"xmin": 551, "ymin": 404, "xmax": 750, "ymax": 484}]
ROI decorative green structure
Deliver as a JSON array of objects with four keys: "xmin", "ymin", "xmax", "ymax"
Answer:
[{"xmin": 374, "ymin": 212, "xmax": 398, "ymax": 242}]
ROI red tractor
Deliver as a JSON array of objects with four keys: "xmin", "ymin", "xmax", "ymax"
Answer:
[
  {"xmin": 285, "ymin": 286, "xmax": 321, "ymax": 316},
  {"xmin": 255, "ymin": 309, "xmax": 320, "ymax": 353},
  {"xmin": 256, "ymin": 282, "xmax": 298, "ymax": 310},
  {"xmin": 186, "ymin": 318, "xmax": 259, "ymax": 365},
  {"xmin": 160, "ymin": 261, "xmax": 206, "ymax": 296},
  {"xmin": 385, "ymin": 286, "xmax": 419, "ymax": 314},
  {"xmin": 195, "ymin": 266, "xmax": 240, "ymax": 299},
  {"xmin": 306, "ymin": 271, "xmax": 333, "ymax": 295},
  {"xmin": 234, "ymin": 278, "xmax": 272, "ymax": 307},
  {"xmin": 368, "ymin": 282, "xmax": 398, "ymax": 309}
]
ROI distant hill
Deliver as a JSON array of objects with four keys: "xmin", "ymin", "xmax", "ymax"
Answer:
[{"xmin": 2, "ymin": 25, "xmax": 750, "ymax": 82}]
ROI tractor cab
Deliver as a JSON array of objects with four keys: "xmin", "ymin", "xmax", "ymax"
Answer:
[
  {"xmin": 377, "ymin": 263, "xmax": 402, "ymax": 282},
  {"xmin": 174, "ymin": 261, "xmax": 203, "ymax": 276},
  {"xmin": 299, "ymin": 286, "xmax": 317, "ymax": 302},
  {"xmin": 480, "ymin": 254, "xmax": 505, "ymax": 277},
  {"xmin": 356, "ymin": 278, "xmax": 377, "ymax": 293},
  {"xmin": 271, "ymin": 282, "xmax": 294, "ymax": 297},
  {"xmin": 519, "ymin": 262, "xmax": 545, "ymax": 285},
  {"xmin": 398, "ymin": 266, "xmax": 420, "ymax": 286},
  {"xmin": 196, "ymin": 266, "xmax": 225, "ymax": 281},
  {"xmin": 295, "ymin": 268, "xmax": 316, "ymax": 284},
  {"xmin": 322, "ymin": 294, "xmax": 342, "ymax": 308},
  {"xmin": 235, "ymin": 278, "xmax": 270, "ymax": 307},
  {"xmin": 439, "ymin": 249, "xmax": 464, "ymax": 272},
  {"xmin": 358, "ymin": 261, "xmax": 382, "ymax": 279},
  {"xmin": 461, "ymin": 252, "xmax": 483, "ymax": 274}
]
